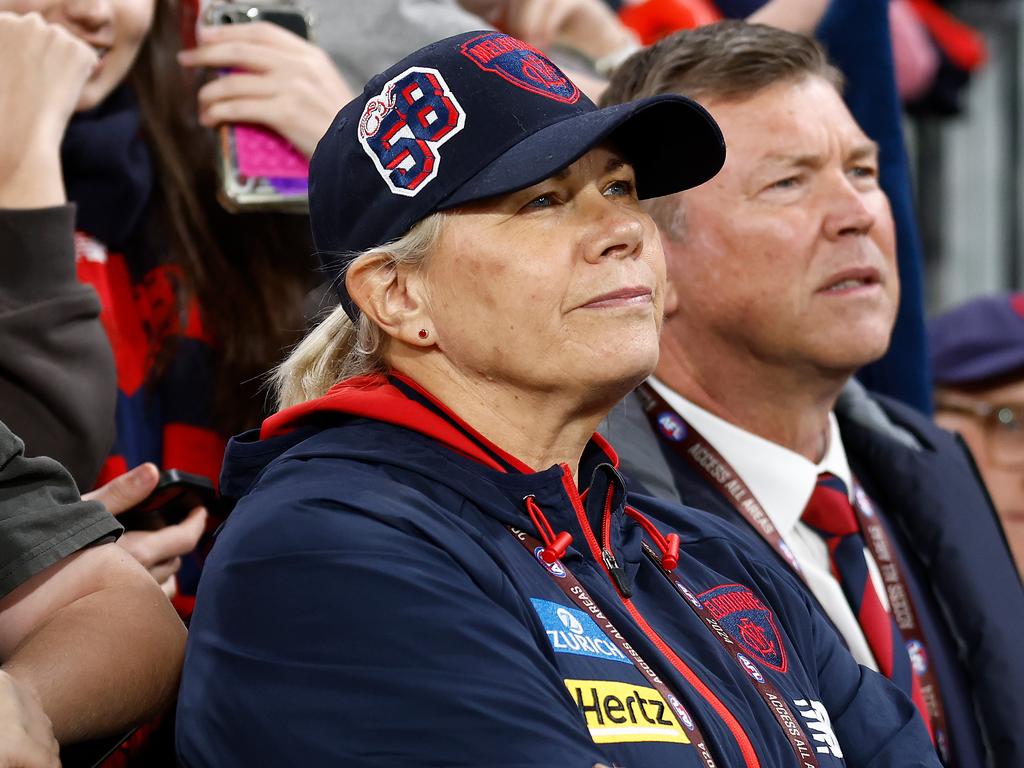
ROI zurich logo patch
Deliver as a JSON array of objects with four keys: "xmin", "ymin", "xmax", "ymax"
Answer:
[
  {"xmin": 460, "ymin": 32, "xmax": 579, "ymax": 104},
  {"xmin": 699, "ymin": 584, "xmax": 788, "ymax": 672},
  {"xmin": 736, "ymin": 653, "xmax": 765, "ymax": 684},
  {"xmin": 358, "ymin": 66, "xmax": 466, "ymax": 196},
  {"xmin": 531, "ymin": 599, "xmax": 630, "ymax": 664},
  {"xmin": 534, "ymin": 546, "xmax": 567, "ymax": 578},
  {"xmin": 657, "ymin": 412, "xmax": 687, "ymax": 442}
]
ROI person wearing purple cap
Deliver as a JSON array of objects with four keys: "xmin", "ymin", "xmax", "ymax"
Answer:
[
  {"xmin": 176, "ymin": 30, "xmax": 937, "ymax": 768},
  {"xmin": 930, "ymin": 292, "xmax": 1024, "ymax": 575}
]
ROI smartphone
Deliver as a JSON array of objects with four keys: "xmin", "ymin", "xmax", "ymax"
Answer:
[
  {"xmin": 203, "ymin": 3, "xmax": 315, "ymax": 213},
  {"xmin": 118, "ymin": 469, "xmax": 217, "ymax": 530}
]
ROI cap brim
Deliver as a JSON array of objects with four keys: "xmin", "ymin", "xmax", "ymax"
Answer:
[{"xmin": 441, "ymin": 94, "xmax": 725, "ymax": 209}]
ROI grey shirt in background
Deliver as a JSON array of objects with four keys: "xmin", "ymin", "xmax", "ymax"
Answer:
[
  {"xmin": 0, "ymin": 420, "xmax": 121, "ymax": 599},
  {"xmin": 306, "ymin": 0, "xmax": 491, "ymax": 88}
]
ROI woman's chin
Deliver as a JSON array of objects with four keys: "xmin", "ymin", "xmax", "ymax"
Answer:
[{"xmin": 578, "ymin": 353, "xmax": 658, "ymax": 408}]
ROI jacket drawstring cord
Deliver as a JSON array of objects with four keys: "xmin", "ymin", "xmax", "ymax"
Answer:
[
  {"xmin": 524, "ymin": 495, "xmax": 573, "ymax": 564},
  {"xmin": 626, "ymin": 505, "xmax": 680, "ymax": 571}
]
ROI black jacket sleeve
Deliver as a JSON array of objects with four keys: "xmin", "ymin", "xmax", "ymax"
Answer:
[{"xmin": 0, "ymin": 205, "xmax": 116, "ymax": 490}]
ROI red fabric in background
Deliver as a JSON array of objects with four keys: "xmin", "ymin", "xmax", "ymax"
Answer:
[
  {"xmin": 907, "ymin": 0, "xmax": 987, "ymax": 72},
  {"xmin": 619, "ymin": 0, "xmax": 721, "ymax": 44}
]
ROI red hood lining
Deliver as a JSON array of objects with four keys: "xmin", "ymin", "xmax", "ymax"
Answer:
[{"xmin": 260, "ymin": 372, "xmax": 619, "ymax": 476}]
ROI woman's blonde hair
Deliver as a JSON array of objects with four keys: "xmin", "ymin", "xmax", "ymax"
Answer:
[{"xmin": 273, "ymin": 213, "xmax": 446, "ymax": 409}]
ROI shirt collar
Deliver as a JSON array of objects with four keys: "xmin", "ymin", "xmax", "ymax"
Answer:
[{"xmin": 648, "ymin": 377, "xmax": 854, "ymax": 535}]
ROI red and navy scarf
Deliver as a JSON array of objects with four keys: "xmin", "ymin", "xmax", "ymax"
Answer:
[{"xmin": 64, "ymin": 86, "xmax": 225, "ymax": 600}]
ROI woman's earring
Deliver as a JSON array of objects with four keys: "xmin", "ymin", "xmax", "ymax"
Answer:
[{"xmin": 418, "ymin": 329, "xmax": 430, "ymax": 340}]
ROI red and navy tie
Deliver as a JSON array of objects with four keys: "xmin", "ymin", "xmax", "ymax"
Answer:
[{"xmin": 802, "ymin": 473, "xmax": 934, "ymax": 740}]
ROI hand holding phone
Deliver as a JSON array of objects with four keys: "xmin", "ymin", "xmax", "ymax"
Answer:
[
  {"xmin": 84, "ymin": 465, "xmax": 210, "ymax": 589},
  {"xmin": 178, "ymin": 5, "xmax": 353, "ymax": 211}
]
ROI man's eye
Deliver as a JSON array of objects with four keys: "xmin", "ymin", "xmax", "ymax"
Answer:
[
  {"xmin": 850, "ymin": 165, "xmax": 878, "ymax": 179},
  {"xmin": 769, "ymin": 176, "xmax": 800, "ymax": 190}
]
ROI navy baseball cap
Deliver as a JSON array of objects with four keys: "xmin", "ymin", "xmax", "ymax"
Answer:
[
  {"xmin": 309, "ymin": 30, "xmax": 726, "ymax": 318},
  {"xmin": 929, "ymin": 293, "xmax": 1024, "ymax": 385}
]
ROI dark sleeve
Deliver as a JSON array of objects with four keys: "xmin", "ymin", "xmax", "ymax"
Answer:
[
  {"xmin": 0, "ymin": 420, "xmax": 122, "ymax": 599},
  {"xmin": 0, "ymin": 205, "xmax": 117, "ymax": 490},
  {"xmin": 753, "ymin": 562, "xmax": 940, "ymax": 768},
  {"xmin": 177, "ymin": 469, "xmax": 608, "ymax": 768}
]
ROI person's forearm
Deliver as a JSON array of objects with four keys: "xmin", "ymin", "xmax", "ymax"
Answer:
[
  {"xmin": 0, "ymin": 144, "xmax": 65, "ymax": 209},
  {"xmin": 1, "ymin": 546, "xmax": 186, "ymax": 743},
  {"xmin": 748, "ymin": 0, "xmax": 830, "ymax": 34}
]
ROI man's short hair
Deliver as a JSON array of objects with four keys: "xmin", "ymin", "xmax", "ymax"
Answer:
[
  {"xmin": 601, "ymin": 20, "xmax": 843, "ymax": 108},
  {"xmin": 600, "ymin": 21, "xmax": 843, "ymax": 239}
]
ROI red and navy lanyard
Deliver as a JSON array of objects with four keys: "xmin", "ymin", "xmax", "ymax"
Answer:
[
  {"xmin": 508, "ymin": 526, "xmax": 823, "ymax": 768},
  {"xmin": 637, "ymin": 382, "xmax": 953, "ymax": 764}
]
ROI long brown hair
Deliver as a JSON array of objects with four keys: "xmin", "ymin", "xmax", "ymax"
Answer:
[{"xmin": 128, "ymin": 0, "xmax": 317, "ymax": 434}]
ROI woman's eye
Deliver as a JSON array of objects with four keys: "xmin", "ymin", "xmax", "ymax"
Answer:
[
  {"xmin": 525, "ymin": 193, "xmax": 557, "ymax": 209},
  {"xmin": 604, "ymin": 179, "xmax": 636, "ymax": 198}
]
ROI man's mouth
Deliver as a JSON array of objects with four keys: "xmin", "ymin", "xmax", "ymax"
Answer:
[{"xmin": 820, "ymin": 268, "xmax": 881, "ymax": 293}]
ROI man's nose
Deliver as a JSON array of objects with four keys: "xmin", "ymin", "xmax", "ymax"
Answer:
[{"xmin": 822, "ymin": 175, "xmax": 878, "ymax": 240}]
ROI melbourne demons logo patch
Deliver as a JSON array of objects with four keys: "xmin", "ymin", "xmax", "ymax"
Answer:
[
  {"xmin": 358, "ymin": 66, "xmax": 466, "ymax": 196},
  {"xmin": 460, "ymin": 32, "xmax": 579, "ymax": 104},
  {"xmin": 698, "ymin": 584, "xmax": 788, "ymax": 673}
]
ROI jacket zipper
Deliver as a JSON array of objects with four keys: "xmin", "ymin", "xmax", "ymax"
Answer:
[
  {"xmin": 600, "ymin": 484, "xmax": 632, "ymax": 597},
  {"xmin": 559, "ymin": 464, "xmax": 762, "ymax": 768}
]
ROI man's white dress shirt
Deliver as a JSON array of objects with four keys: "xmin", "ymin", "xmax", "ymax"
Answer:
[{"xmin": 649, "ymin": 377, "xmax": 888, "ymax": 671}]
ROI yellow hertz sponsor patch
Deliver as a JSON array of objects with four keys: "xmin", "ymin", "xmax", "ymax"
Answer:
[{"xmin": 564, "ymin": 679, "xmax": 691, "ymax": 745}]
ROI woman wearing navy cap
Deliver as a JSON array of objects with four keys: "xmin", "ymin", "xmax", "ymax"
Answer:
[{"xmin": 177, "ymin": 30, "xmax": 939, "ymax": 768}]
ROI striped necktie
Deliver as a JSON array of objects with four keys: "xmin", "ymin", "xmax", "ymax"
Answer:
[{"xmin": 802, "ymin": 472, "xmax": 933, "ymax": 740}]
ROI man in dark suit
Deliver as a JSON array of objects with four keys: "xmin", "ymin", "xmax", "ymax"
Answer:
[{"xmin": 601, "ymin": 21, "xmax": 1023, "ymax": 768}]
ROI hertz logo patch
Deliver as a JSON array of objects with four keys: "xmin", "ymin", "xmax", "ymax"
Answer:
[{"xmin": 564, "ymin": 679, "xmax": 690, "ymax": 745}]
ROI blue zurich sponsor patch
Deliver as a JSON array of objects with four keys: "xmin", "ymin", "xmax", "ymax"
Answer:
[
  {"xmin": 531, "ymin": 599, "xmax": 630, "ymax": 664},
  {"xmin": 460, "ymin": 32, "xmax": 579, "ymax": 104}
]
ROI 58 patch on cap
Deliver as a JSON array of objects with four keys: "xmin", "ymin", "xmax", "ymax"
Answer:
[
  {"xmin": 309, "ymin": 30, "xmax": 726, "ymax": 319},
  {"xmin": 357, "ymin": 67, "xmax": 466, "ymax": 197}
]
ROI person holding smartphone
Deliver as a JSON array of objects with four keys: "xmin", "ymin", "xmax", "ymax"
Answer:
[
  {"xmin": 0, "ymin": 0, "xmax": 347, "ymax": 599},
  {"xmin": 0, "ymin": 420, "xmax": 185, "ymax": 760}
]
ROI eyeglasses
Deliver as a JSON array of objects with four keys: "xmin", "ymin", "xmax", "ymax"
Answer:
[{"xmin": 935, "ymin": 397, "xmax": 1024, "ymax": 469}]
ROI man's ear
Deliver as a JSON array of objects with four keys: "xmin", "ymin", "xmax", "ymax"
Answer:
[
  {"xmin": 661, "ymin": 234, "xmax": 681, "ymax": 318},
  {"xmin": 345, "ymin": 255, "xmax": 434, "ymax": 346}
]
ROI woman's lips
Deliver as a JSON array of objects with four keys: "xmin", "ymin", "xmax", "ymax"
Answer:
[{"xmin": 581, "ymin": 286, "xmax": 653, "ymax": 309}]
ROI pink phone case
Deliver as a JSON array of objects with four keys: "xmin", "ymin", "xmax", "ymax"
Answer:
[{"xmin": 234, "ymin": 124, "xmax": 309, "ymax": 180}]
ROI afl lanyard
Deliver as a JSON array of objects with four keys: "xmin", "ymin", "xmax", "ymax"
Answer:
[
  {"xmin": 509, "ymin": 526, "xmax": 823, "ymax": 768},
  {"xmin": 637, "ymin": 382, "xmax": 953, "ymax": 764}
]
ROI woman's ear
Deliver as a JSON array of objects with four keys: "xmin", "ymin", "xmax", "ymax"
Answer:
[{"xmin": 345, "ymin": 255, "xmax": 434, "ymax": 346}]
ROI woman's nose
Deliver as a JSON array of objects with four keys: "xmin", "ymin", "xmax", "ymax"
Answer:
[
  {"xmin": 582, "ymin": 193, "xmax": 645, "ymax": 264},
  {"xmin": 61, "ymin": 0, "xmax": 113, "ymax": 32}
]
